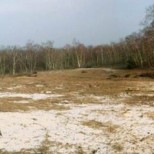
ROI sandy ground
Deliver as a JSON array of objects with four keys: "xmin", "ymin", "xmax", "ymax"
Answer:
[
  {"xmin": 0, "ymin": 68, "xmax": 154, "ymax": 154},
  {"xmin": 0, "ymin": 103, "xmax": 154, "ymax": 154}
]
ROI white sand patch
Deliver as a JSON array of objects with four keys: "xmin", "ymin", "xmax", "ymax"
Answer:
[
  {"xmin": 0, "ymin": 92, "xmax": 63, "ymax": 100},
  {"xmin": 92, "ymin": 95, "xmax": 115, "ymax": 103},
  {"xmin": 0, "ymin": 112, "xmax": 45, "ymax": 151},
  {"xmin": 13, "ymin": 100, "xmax": 30, "ymax": 104},
  {"xmin": 45, "ymin": 91, "xmax": 52, "ymax": 94},
  {"xmin": 102, "ymin": 68, "xmax": 117, "ymax": 72},
  {"xmin": 137, "ymin": 81, "xmax": 154, "ymax": 92},
  {"xmin": 132, "ymin": 93, "xmax": 154, "ymax": 97},
  {"xmin": 0, "ymin": 103, "xmax": 153, "ymax": 154},
  {"xmin": 82, "ymin": 94, "xmax": 130, "ymax": 104},
  {"xmin": 35, "ymin": 84, "xmax": 44, "ymax": 88},
  {"xmin": 7, "ymin": 87, "xmax": 14, "ymax": 90},
  {"xmin": 7, "ymin": 85, "xmax": 23, "ymax": 90}
]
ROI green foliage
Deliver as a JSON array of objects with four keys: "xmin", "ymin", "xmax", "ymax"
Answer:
[{"xmin": 126, "ymin": 57, "xmax": 137, "ymax": 69}]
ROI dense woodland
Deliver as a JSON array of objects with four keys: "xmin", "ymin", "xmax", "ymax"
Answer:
[{"xmin": 0, "ymin": 4, "xmax": 154, "ymax": 75}]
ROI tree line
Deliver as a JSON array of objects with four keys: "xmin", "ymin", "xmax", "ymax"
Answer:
[{"xmin": 0, "ymin": 4, "xmax": 154, "ymax": 75}]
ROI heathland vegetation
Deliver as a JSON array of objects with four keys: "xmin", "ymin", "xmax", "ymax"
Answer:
[{"xmin": 0, "ymin": 4, "xmax": 154, "ymax": 75}]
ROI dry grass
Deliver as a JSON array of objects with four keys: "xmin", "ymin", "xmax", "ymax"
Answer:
[
  {"xmin": 0, "ymin": 68, "xmax": 153, "ymax": 112},
  {"xmin": 0, "ymin": 68, "xmax": 134, "ymax": 96},
  {"xmin": 76, "ymin": 146, "xmax": 85, "ymax": 154},
  {"xmin": 0, "ymin": 150, "xmax": 7, "ymax": 154},
  {"xmin": 82, "ymin": 120, "xmax": 104, "ymax": 129},
  {"xmin": 36, "ymin": 132, "xmax": 51, "ymax": 154},
  {"xmin": 146, "ymin": 112, "xmax": 154, "ymax": 120},
  {"xmin": 112, "ymin": 143, "xmax": 123, "ymax": 152},
  {"xmin": 0, "ymin": 98, "xmax": 70, "ymax": 112},
  {"xmin": 82, "ymin": 120, "xmax": 119, "ymax": 133},
  {"xmin": 124, "ymin": 95, "xmax": 154, "ymax": 106}
]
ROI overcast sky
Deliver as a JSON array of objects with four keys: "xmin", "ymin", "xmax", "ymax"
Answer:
[{"xmin": 0, "ymin": 0, "xmax": 153, "ymax": 47}]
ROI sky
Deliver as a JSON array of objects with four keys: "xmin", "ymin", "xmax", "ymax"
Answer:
[{"xmin": 0, "ymin": 0, "xmax": 154, "ymax": 47}]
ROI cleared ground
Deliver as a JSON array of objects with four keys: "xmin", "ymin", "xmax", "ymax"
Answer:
[{"xmin": 0, "ymin": 68, "xmax": 154, "ymax": 154}]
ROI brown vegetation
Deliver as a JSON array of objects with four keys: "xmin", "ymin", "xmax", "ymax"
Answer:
[{"xmin": 0, "ymin": 68, "xmax": 153, "ymax": 112}]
